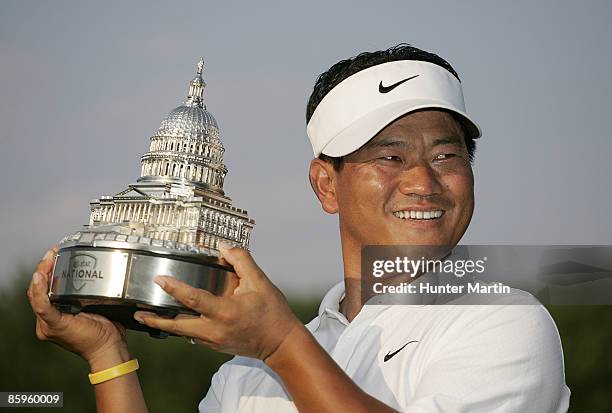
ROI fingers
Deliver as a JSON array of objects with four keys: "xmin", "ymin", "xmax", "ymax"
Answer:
[
  {"xmin": 133, "ymin": 311, "xmax": 212, "ymax": 338},
  {"xmin": 35, "ymin": 246, "xmax": 59, "ymax": 281},
  {"xmin": 218, "ymin": 243, "xmax": 264, "ymax": 280},
  {"xmin": 153, "ymin": 276, "xmax": 221, "ymax": 315},
  {"xmin": 27, "ymin": 272, "xmax": 64, "ymax": 327}
]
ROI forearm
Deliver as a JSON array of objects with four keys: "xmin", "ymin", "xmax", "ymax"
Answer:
[
  {"xmin": 88, "ymin": 347, "xmax": 148, "ymax": 413},
  {"xmin": 265, "ymin": 325, "xmax": 398, "ymax": 413}
]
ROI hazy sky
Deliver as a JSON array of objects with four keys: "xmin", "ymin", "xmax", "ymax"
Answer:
[{"xmin": 1, "ymin": 0, "xmax": 611, "ymax": 294}]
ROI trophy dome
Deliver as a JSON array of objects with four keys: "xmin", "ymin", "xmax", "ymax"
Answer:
[
  {"xmin": 157, "ymin": 105, "xmax": 220, "ymax": 142},
  {"xmin": 139, "ymin": 58, "xmax": 228, "ymax": 193}
]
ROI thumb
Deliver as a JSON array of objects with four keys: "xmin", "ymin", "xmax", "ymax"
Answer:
[
  {"xmin": 218, "ymin": 242, "xmax": 263, "ymax": 280},
  {"xmin": 30, "ymin": 272, "xmax": 66, "ymax": 328}
]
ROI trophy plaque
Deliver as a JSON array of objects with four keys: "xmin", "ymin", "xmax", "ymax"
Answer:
[{"xmin": 49, "ymin": 59, "xmax": 255, "ymax": 338}]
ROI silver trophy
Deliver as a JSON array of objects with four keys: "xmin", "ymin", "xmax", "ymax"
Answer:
[{"xmin": 50, "ymin": 58, "xmax": 255, "ymax": 338}]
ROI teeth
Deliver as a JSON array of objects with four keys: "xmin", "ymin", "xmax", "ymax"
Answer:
[{"xmin": 393, "ymin": 210, "xmax": 444, "ymax": 220}]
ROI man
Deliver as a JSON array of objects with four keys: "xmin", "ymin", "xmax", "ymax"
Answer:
[{"xmin": 28, "ymin": 44, "xmax": 570, "ymax": 412}]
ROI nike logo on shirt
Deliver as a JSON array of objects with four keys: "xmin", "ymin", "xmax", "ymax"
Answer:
[
  {"xmin": 378, "ymin": 75, "xmax": 420, "ymax": 93},
  {"xmin": 383, "ymin": 340, "xmax": 419, "ymax": 362}
]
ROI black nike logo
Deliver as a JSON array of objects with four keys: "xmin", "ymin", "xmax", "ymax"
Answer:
[
  {"xmin": 378, "ymin": 75, "xmax": 420, "ymax": 93},
  {"xmin": 383, "ymin": 340, "xmax": 419, "ymax": 362}
]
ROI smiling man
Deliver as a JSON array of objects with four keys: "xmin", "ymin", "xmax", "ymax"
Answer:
[
  {"xmin": 28, "ymin": 44, "xmax": 570, "ymax": 412},
  {"xmin": 194, "ymin": 44, "xmax": 570, "ymax": 411}
]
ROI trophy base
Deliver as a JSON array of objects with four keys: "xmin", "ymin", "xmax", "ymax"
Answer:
[
  {"xmin": 50, "ymin": 296, "xmax": 191, "ymax": 339},
  {"xmin": 50, "ymin": 238, "xmax": 237, "ymax": 338}
]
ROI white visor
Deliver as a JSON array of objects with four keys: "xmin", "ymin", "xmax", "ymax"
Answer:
[{"xmin": 306, "ymin": 60, "xmax": 482, "ymax": 157}]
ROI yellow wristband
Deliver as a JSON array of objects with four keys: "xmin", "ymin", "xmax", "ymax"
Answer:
[{"xmin": 88, "ymin": 359, "xmax": 139, "ymax": 385}]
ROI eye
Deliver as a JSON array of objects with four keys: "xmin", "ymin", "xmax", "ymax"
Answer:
[
  {"xmin": 379, "ymin": 155, "xmax": 402, "ymax": 162},
  {"xmin": 435, "ymin": 153, "xmax": 457, "ymax": 160}
]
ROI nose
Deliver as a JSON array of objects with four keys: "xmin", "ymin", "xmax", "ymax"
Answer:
[{"xmin": 397, "ymin": 164, "xmax": 443, "ymax": 197}]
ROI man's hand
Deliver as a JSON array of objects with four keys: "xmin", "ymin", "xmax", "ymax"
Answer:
[
  {"xmin": 133, "ymin": 243, "xmax": 302, "ymax": 361},
  {"xmin": 28, "ymin": 246, "xmax": 148, "ymax": 412},
  {"xmin": 27, "ymin": 246, "xmax": 130, "ymax": 368},
  {"xmin": 133, "ymin": 244, "xmax": 400, "ymax": 412}
]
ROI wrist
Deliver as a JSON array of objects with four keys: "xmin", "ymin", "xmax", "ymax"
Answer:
[
  {"xmin": 86, "ymin": 344, "xmax": 131, "ymax": 373},
  {"xmin": 264, "ymin": 323, "xmax": 312, "ymax": 371}
]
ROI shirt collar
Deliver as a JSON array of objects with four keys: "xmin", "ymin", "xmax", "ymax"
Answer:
[
  {"xmin": 316, "ymin": 280, "xmax": 386, "ymax": 327},
  {"xmin": 318, "ymin": 280, "xmax": 346, "ymax": 318}
]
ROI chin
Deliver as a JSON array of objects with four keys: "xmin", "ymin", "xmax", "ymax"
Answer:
[
  {"xmin": 387, "ymin": 230, "xmax": 453, "ymax": 246},
  {"xmin": 399, "ymin": 239, "xmax": 451, "ymax": 246}
]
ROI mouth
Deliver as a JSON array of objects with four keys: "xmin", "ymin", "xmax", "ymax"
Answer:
[{"xmin": 392, "ymin": 209, "xmax": 445, "ymax": 221}]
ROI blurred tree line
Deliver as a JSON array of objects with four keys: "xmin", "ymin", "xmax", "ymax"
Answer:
[{"xmin": 1, "ymin": 270, "xmax": 610, "ymax": 412}]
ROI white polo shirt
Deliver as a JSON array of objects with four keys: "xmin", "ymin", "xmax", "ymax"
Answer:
[{"xmin": 199, "ymin": 280, "xmax": 570, "ymax": 412}]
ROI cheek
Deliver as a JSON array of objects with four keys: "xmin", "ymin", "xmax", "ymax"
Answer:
[
  {"xmin": 442, "ymin": 172, "xmax": 474, "ymax": 216},
  {"xmin": 336, "ymin": 168, "xmax": 391, "ymax": 216}
]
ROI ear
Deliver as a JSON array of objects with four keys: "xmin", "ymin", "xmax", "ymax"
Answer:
[{"xmin": 309, "ymin": 158, "xmax": 339, "ymax": 214}]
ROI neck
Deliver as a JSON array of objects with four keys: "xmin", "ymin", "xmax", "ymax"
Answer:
[
  {"xmin": 339, "ymin": 233, "xmax": 364, "ymax": 322},
  {"xmin": 339, "ymin": 278, "xmax": 362, "ymax": 322}
]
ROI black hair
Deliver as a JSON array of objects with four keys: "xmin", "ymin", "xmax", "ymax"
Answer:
[{"xmin": 307, "ymin": 43, "xmax": 476, "ymax": 170}]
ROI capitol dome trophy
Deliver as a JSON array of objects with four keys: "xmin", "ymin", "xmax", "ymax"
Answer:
[{"xmin": 49, "ymin": 59, "xmax": 255, "ymax": 338}]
